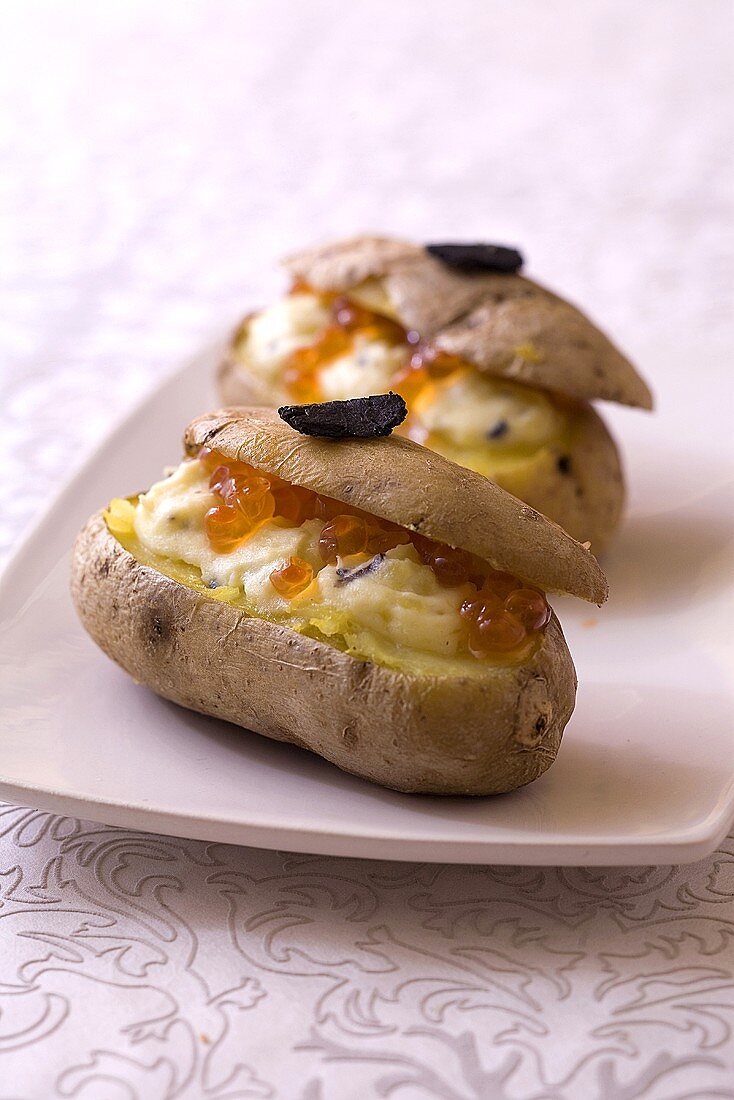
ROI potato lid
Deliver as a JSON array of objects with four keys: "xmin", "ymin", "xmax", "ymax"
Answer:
[
  {"xmin": 283, "ymin": 235, "xmax": 653, "ymax": 410},
  {"xmin": 184, "ymin": 407, "xmax": 608, "ymax": 604}
]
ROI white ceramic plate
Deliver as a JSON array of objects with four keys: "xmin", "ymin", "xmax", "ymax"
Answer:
[{"xmin": 1, "ymin": 343, "xmax": 733, "ymax": 865}]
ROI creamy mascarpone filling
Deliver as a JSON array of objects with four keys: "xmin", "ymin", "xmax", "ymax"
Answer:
[
  {"xmin": 318, "ymin": 336, "xmax": 406, "ymax": 400},
  {"xmin": 411, "ymin": 370, "xmax": 565, "ymax": 450},
  {"xmin": 129, "ymin": 458, "xmax": 475, "ymax": 670},
  {"xmin": 243, "ymin": 293, "xmax": 331, "ymax": 383}
]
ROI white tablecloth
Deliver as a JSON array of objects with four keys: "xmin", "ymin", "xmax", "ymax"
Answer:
[{"xmin": 1, "ymin": 3, "xmax": 733, "ymax": 1096}]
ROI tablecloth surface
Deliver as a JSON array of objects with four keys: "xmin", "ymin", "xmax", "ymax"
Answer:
[{"xmin": 1, "ymin": 3, "xmax": 733, "ymax": 1097}]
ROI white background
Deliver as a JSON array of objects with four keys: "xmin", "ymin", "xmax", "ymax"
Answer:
[{"xmin": 1, "ymin": 2, "xmax": 733, "ymax": 1097}]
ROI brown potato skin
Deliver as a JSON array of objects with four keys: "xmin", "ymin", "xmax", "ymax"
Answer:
[
  {"xmin": 217, "ymin": 360, "xmax": 623, "ymax": 557},
  {"xmin": 71, "ymin": 514, "xmax": 577, "ymax": 796}
]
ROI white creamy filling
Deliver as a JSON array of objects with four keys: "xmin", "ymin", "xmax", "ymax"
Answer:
[
  {"xmin": 317, "ymin": 335, "xmax": 406, "ymax": 400},
  {"xmin": 133, "ymin": 459, "xmax": 469, "ymax": 661},
  {"xmin": 412, "ymin": 371, "xmax": 565, "ymax": 450},
  {"xmin": 241, "ymin": 293, "xmax": 331, "ymax": 383}
]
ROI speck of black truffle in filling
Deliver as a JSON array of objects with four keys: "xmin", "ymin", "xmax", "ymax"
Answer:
[
  {"xmin": 487, "ymin": 419, "xmax": 509, "ymax": 440},
  {"xmin": 335, "ymin": 554, "xmax": 385, "ymax": 584}
]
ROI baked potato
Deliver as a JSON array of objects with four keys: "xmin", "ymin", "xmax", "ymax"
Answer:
[
  {"xmin": 71, "ymin": 406, "xmax": 607, "ymax": 796},
  {"xmin": 218, "ymin": 236, "xmax": 653, "ymax": 554}
]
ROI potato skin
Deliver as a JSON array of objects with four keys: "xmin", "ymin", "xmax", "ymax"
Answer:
[
  {"xmin": 218, "ymin": 357, "xmax": 623, "ymax": 556},
  {"xmin": 71, "ymin": 513, "xmax": 577, "ymax": 796}
]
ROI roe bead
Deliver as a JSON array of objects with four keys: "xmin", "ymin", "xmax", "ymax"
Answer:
[
  {"xmin": 270, "ymin": 557, "xmax": 315, "ymax": 598},
  {"xmin": 319, "ymin": 514, "xmax": 370, "ymax": 563}
]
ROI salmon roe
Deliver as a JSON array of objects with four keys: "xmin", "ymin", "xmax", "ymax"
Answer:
[
  {"xmin": 269, "ymin": 557, "xmax": 314, "ymax": 598},
  {"xmin": 318, "ymin": 514, "xmax": 368, "ymax": 563},
  {"xmin": 460, "ymin": 576, "xmax": 552, "ymax": 656},
  {"xmin": 282, "ymin": 290, "xmax": 407, "ymax": 403},
  {"xmin": 281, "ymin": 283, "xmax": 467, "ymax": 412},
  {"xmin": 197, "ymin": 447, "xmax": 551, "ymax": 657},
  {"xmin": 392, "ymin": 344, "xmax": 466, "ymax": 403}
]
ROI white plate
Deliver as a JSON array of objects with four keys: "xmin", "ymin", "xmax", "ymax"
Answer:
[{"xmin": 1, "ymin": 343, "xmax": 733, "ymax": 865}]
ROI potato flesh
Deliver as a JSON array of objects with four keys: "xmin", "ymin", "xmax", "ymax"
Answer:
[{"xmin": 121, "ymin": 458, "xmax": 531, "ymax": 676}]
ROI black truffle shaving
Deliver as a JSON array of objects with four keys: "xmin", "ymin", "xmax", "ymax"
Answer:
[
  {"xmin": 487, "ymin": 419, "xmax": 509, "ymax": 440},
  {"xmin": 278, "ymin": 393, "xmax": 408, "ymax": 439},
  {"xmin": 426, "ymin": 242, "xmax": 523, "ymax": 274},
  {"xmin": 336, "ymin": 554, "xmax": 385, "ymax": 584}
]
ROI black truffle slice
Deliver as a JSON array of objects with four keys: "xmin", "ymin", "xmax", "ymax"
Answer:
[
  {"xmin": 487, "ymin": 419, "xmax": 509, "ymax": 440},
  {"xmin": 336, "ymin": 554, "xmax": 385, "ymax": 583},
  {"xmin": 426, "ymin": 242, "xmax": 523, "ymax": 274},
  {"xmin": 278, "ymin": 393, "xmax": 408, "ymax": 439}
]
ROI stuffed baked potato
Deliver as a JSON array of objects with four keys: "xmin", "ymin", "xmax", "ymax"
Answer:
[
  {"xmin": 219, "ymin": 237, "xmax": 653, "ymax": 553},
  {"xmin": 71, "ymin": 406, "xmax": 607, "ymax": 795}
]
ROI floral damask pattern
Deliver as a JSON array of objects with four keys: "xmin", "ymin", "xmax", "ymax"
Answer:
[{"xmin": 0, "ymin": 814, "xmax": 733, "ymax": 1098}]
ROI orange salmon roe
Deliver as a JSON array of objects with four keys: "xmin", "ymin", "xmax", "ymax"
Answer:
[
  {"xmin": 269, "ymin": 556, "xmax": 314, "ymax": 599},
  {"xmin": 204, "ymin": 503, "xmax": 253, "ymax": 555},
  {"xmin": 198, "ymin": 447, "xmax": 551, "ymax": 659},
  {"xmin": 280, "ymin": 284, "xmax": 480, "ymax": 429},
  {"xmin": 366, "ymin": 516, "xmax": 411, "ymax": 555},
  {"xmin": 392, "ymin": 345, "xmax": 465, "ymax": 403},
  {"xmin": 468, "ymin": 611, "xmax": 528, "ymax": 656},
  {"xmin": 410, "ymin": 533, "xmax": 476, "ymax": 587},
  {"xmin": 204, "ymin": 461, "xmax": 276, "ymax": 554},
  {"xmin": 460, "ymin": 575, "xmax": 550, "ymax": 657},
  {"xmin": 313, "ymin": 495, "xmax": 346, "ymax": 522},
  {"xmin": 270, "ymin": 479, "xmax": 319, "ymax": 526},
  {"xmin": 505, "ymin": 587, "xmax": 553, "ymax": 631},
  {"xmin": 318, "ymin": 514, "xmax": 370, "ymax": 563},
  {"xmin": 282, "ymin": 289, "xmax": 408, "ymax": 403}
]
